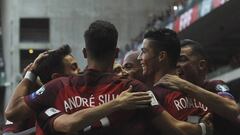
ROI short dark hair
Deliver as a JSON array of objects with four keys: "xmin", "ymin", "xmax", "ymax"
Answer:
[
  {"xmin": 144, "ymin": 28, "xmax": 180, "ymax": 67},
  {"xmin": 84, "ymin": 20, "xmax": 118, "ymax": 60},
  {"xmin": 180, "ymin": 39, "xmax": 208, "ymax": 60},
  {"xmin": 35, "ymin": 44, "xmax": 72, "ymax": 84}
]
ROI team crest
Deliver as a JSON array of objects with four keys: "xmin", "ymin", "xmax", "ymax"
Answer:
[{"xmin": 216, "ymin": 84, "xmax": 230, "ymax": 92}]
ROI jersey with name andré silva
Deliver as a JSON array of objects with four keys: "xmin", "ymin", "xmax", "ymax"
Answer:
[{"xmin": 24, "ymin": 69, "xmax": 164, "ymax": 135}]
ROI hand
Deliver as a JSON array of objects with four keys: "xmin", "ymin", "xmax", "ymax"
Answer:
[
  {"xmin": 30, "ymin": 51, "xmax": 50, "ymax": 72},
  {"xmin": 22, "ymin": 63, "xmax": 33, "ymax": 76},
  {"xmin": 155, "ymin": 74, "xmax": 188, "ymax": 91},
  {"xmin": 116, "ymin": 86, "xmax": 152, "ymax": 110},
  {"xmin": 200, "ymin": 113, "xmax": 213, "ymax": 135},
  {"xmin": 22, "ymin": 51, "xmax": 50, "ymax": 77}
]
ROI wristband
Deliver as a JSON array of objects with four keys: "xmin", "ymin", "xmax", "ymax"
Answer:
[
  {"xmin": 198, "ymin": 122, "xmax": 206, "ymax": 135},
  {"xmin": 24, "ymin": 71, "xmax": 37, "ymax": 82}
]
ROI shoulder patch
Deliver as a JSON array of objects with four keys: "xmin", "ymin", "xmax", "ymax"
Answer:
[
  {"xmin": 45, "ymin": 107, "xmax": 61, "ymax": 117},
  {"xmin": 30, "ymin": 86, "xmax": 46, "ymax": 99},
  {"xmin": 36, "ymin": 86, "xmax": 45, "ymax": 95},
  {"xmin": 216, "ymin": 84, "xmax": 230, "ymax": 92}
]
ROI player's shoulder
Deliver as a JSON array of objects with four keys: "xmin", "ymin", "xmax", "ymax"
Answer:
[
  {"xmin": 205, "ymin": 80, "xmax": 230, "ymax": 92},
  {"xmin": 43, "ymin": 76, "xmax": 78, "ymax": 91},
  {"xmin": 207, "ymin": 80, "xmax": 225, "ymax": 85},
  {"xmin": 153, "ymin": 83, "xmax": 172, "ymax": 92},
  {"xmin": 113, "ymin": 75, "xmax": 148, "ymax": 92},
  {"xmin": 47, "ymin": 76, "xmax": 69, "ymax": 85},
  {"xmin": 206, "ymin": 80, "xmax": 235, "ymax": 100},
  {"xmin": 151, "ymin": 84, "xmax": 173, "ymax": 99}
]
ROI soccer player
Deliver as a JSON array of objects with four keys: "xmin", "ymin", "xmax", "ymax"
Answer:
[
  {"xmin": 137, "ymin": 28, "xmax": 220, "ymax": 134},
  {"xmin": 137, "ymin": 28, "xmax": 208, "ymax": 121},
  {"xmin": 3, "ymin": 45, "xmax": 80, "ymax": 135},
  {"xmin": 122, "ymin": 50, "xmax": 145, "ymax": 82},
  {"xmin": 4, "ymin": 44, "xmax": 152, "ymax": 135},
  {"xmin": 160, "ymin": 39, "xmax": 239, "ymax": 120},
  {"xmin": 13, "ymin": 20, "xmax": 211, "ymax": 135},
  {"xmin": 113, "ymin": 63, "xmax": 129, "ymax": 78},
  {"xmin": 157, "ymin": 39, "xmax": 240, "ymax": 135}
]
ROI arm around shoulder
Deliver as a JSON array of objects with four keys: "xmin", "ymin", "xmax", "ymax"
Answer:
[
  {"xmin": 5, "ymin": 96, "xmax": 33, "ymax": 122},
  {"xmin": 152, "ymin": 110, "xmax": 212, "ymax": 135}
]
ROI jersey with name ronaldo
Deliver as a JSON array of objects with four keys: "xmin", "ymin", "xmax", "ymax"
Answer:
[
  {"xmin": 153, "ymin": 80, "xmax": 236, "ymax": 123},
  {"xmin": 153, "ymin": 85, "xmax": 208, "ymax": 122},
  {"xmin": 24, "ymin": 69, "xmax": 164, "ymax": 135}
]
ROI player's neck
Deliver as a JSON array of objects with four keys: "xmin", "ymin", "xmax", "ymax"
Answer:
[
  {"xmin": 154, "ymin": 67, "xmax": 176, "ymax": 84},
  {"xmin": 143, "ymin": 75, "xmax": 155, "ymax": 88},
  {"xmin": 87, "ymin": 60, "xmax": 114, "ymax": 72}
]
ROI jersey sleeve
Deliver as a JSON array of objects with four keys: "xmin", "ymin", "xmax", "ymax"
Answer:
[
  {"xmin": 152, "ymin": 85, "xmax": 171, "ymax": 105},
  {"xmin": 36, "ymin": 107, "xmax": 65, "ymax": 135},
  {"xmin": 206, "ymin": 80, "xmax": 235, "ymax": 100},
  {"xmin": 128, "ymin": 80, "xmax": 165, "ymax": 118},
  {"xmin": 214, "ymin": 81, "xmax": 235, "ymax": 100},
  {"xmin": 24, "ymin": 78, "xmax": 64, "ymax": 113},
  {"xmin": 217, "ymin": 91, "xmax": 235, "ymax": 100}
]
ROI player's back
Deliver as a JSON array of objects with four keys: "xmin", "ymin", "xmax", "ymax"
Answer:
[
  {"xmin": 153, "ymin": 84, "xmax": 208, "ymax": 123},
  {"xmin": 33, "ymin": 69, "xmax": 163, "ymax": 135}
]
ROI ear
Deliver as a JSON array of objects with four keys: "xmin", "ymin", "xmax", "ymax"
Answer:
[
  {"xmin": 199, "ymin": 59, "xmax": 207, "ymax": 70},
  {"xmin": 51, "ymin": 73, "xmax": 62, "ymax": 80},
  {"xmin": 158, "ymin": 51, "xmax": 167, "ymax": 62},
  {"xmin": 82, "ymin": 48, "xmax": 87, "ymax": 58},
  {"xmin": 114, "ymin": 48, "xmax": 119, "ymax": 58}
]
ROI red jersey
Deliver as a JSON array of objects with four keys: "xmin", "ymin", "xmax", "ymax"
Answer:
[
  {"xmin": 204, "ymin": 80, "xmax": 239, "ymax": 135},
  {"xmin": 153, "ymin": 80, "xmax": 235, "ymax": 122},
  {"xmin": 2, "ymin": 119, "xmax": 35, "ymax": 134},
  {"xmin": 153, "ymin": 86, "xmax": 208, "ymax": 122},
  {"xmin": 203, "ymin": 80, "xmax": 234, "ymax": 99},
  {"xmin": 24, "ymin": 69, "xmax": 164, "ymax": 135},
  {"xmin": 153, "ymin": 79, "xmax": 239, "ymax": 135}
]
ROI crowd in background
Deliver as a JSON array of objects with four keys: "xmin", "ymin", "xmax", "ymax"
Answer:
[
  {"xmin": 120, "ymin": 0, "xmax": 240, "ymax": 73},
  {"xmin": 121, "ymin": 0, "xmax": 193, "ymax": 55}
]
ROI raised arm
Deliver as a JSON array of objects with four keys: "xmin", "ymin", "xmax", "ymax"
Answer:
[
  {"xmin": 158, "ymin": 74, "xmax": 239, "ymax": 122},
  {"xmin": 5, "ymin": 52, "xmax": 48, "ymax": 121}
]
